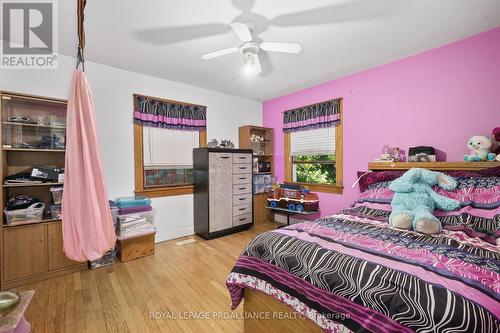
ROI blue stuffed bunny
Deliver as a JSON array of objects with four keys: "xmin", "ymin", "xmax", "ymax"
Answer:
[{"xmin": 389, "ymin": 168, "xmax": 460, "ymax": 234}]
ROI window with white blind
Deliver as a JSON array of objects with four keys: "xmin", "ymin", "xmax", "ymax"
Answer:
[
  {"xmin": 142, "ymin": 127, "xmax": 199, "ymax": 188},
  {"xmin": 285, "ymin": 125, "xmax": 342, "ymax": 193}
]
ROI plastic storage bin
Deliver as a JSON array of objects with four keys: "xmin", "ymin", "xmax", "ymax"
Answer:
[
  {"xmin": 89, "ymin": 250, "xmax": 117, "ymax": 269},
  {"xmin": 4, "ymin": 202, "xmax": 45, "ymax": 224},
  {"xmin": 50, "ymin": 204, "xmax": 61, "ymax": 219},
  {"xmin": 50, "ymin": 186, "xmax": 63, "ymax": 204}
]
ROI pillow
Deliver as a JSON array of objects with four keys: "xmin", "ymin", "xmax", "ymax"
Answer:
[
  {"xmin": 356, "ymin": 166, "xmax": 500, "ymax": 192},
  {"xmin": 357, "ymin": 170, "xmax": 404, "ymax": 193}
]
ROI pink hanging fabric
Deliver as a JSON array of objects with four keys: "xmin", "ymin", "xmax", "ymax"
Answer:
[{"xmin": 62, "ymin": 70, "xmax": 116, "ymax": 262}]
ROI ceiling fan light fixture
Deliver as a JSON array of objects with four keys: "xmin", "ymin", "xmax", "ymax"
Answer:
[{"xmin": 243, "ymin": 52, "xmax": 259, "ymax": 75}]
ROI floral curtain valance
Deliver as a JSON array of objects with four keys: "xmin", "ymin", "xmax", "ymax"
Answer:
[
  {"xmin": 283, "ymin": 98, "xmax": 341, "ymax": 133},
  {"xmin": 134, "ymin": 94, "xmax": 206, "ymax": 131}
]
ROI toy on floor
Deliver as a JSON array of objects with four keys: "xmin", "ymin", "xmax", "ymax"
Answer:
[
  {"xmin": 463, "ymin": 135, "xmax": 496, "ymax": 161},
  {"xmin": 389, "ymin": 168, "xmax": 460, "ymax": 234}
]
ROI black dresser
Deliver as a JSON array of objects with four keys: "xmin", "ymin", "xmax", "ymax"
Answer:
[{"xmin": 193, "ymin": 148, "xmax": 254, "ymax": 239}]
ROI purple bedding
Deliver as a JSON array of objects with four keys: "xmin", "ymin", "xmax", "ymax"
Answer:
[{"xmin": 227, "ymin": 207, "xmax": 499, "ymax": 332}]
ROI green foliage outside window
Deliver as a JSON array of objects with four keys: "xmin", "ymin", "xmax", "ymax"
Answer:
[{"xmin": 293, "ymin": 155, "xmax": 336, "ymax": 184}]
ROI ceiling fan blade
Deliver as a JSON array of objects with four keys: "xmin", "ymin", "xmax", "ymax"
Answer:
[
  {"xmin": 201, "ymin": 47, "xmax": 239, "ymax": 60},
  {"xmin": 260, "ymin": 42, "xmax": 302, "ymax": 54},
  {"xmin": 230, "ymin": 22, "xmax": 252, "ymax": 42}
]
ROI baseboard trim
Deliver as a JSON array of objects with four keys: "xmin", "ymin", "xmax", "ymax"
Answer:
[{"xmin": 155, "ymin": 227, "xmax": 194, "ymax": 243}]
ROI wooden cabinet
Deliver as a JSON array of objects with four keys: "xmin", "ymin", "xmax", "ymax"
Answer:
[
  {"xmin": 2, "ymin": 221, "xmax": 85, "ymax": 289},
  {"xmin": 3, "ymin": 224, "xmax": 47, "ymax": 281},
  {"xmin": 253, "ymin": 193, "xmax": 274, "ymax": 224},
  {"xmin": 48, "ymin": 222, "xmax": 79, "ymax": 271},
  {"xmin": 0, "ymin": 92, "xmax": 86, "ymax": 290},
  {"xmin": 239, "ymin": 126, "xmax": 276, "ymax": 225}
]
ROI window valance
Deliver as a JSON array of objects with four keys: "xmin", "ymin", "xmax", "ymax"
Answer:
[
  {"xmin": 134, "ymin": 94, "xmax": 206, "ymax": 131},
  {"xmin": 283, "ymin": 98, "xmax": 341, "ymax": 132}
]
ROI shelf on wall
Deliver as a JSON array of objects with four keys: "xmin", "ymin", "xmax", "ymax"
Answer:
[
  {"xmin": 368, "ymin": 161, "xmax": 499, "ymax": 171},
  {"xmin": 2, "ymin": 121, "xmax": 66, "ymax": 130},
  {"xmin": 2, "ymin": 148, "xmax": 65, "ymax": 152},
  {"xmin": 3, "ymin": 182, "xmax": 64, "ymax": 188},
  {"xmin": 3, "ymin": 218, "xmax": 62, "ymax": 228}
]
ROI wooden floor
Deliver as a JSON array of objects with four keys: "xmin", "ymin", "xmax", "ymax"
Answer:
[{"xmin": 18, "ymin": 223, "xmax": 277, "ymax": 333}]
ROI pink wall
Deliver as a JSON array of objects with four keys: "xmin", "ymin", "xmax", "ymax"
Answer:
[{"xmin": 263, "ymin": 27, "xmax": 500, "ymax": 216}]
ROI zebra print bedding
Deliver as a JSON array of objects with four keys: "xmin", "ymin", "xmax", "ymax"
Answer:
[{"xmin": 226, "ymin": 210, "xmax": 500, "ymax": 332}]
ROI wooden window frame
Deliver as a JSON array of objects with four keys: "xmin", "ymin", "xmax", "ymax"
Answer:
[
  {"xmin": 133, "ymin": 97, "xmax": 207, "ymax": 198},
  {"xmin": 284, "ymin": 99, "xmax": 343, "ymax": 194}
]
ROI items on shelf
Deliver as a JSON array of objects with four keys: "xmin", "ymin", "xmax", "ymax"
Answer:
[
  {"xmin": 47, "ymin": 186, "xmax": 64, "ymax": 220},
  {"xmin": 250, "ymin": 133, "xmax": 265, "ymax": 142},
  {"xmin": 374, "ymin": 145, "xmax": 401, "ymax": 162},
  {"xmin": 49, "ymin": 204, "xmax": 61, "ymax": 219},
  {"xmin": 3, "ymin": 168, "xmax": 64, "ymax": 184},
  {"xmin": 115, "ymin": 196, "xmax": 155, "ymax": 239},
  {"xmin": 206, "ymin": 138, "xmax": 235, "ymax": 149},
  {"xmin": 408, "ymin": 146, "xmax": 436, "ymax": 162},
  {"xmin": 267, "ymin": 184, "xmax": 319, "ymax": 213},
  {"xmin": 4, "ymin": 195, "xmax": 45, "ymax": 225},
  {"xmin": 49, "ymin": 186, "xmax": 63, "ymax": 204},
  {"xmin": 253, "ymin": 174, "xmax": 275, "ymax": 194},
  {"xmin": 464, "ymin": 135, "xmax": 498, "ymax": 162}
]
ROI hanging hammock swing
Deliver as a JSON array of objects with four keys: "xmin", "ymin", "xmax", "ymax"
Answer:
[{"xmin": 61, "ymin": 0, "xmax": 116, "ymax": 261}]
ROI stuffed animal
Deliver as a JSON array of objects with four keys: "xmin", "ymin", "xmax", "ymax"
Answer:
[
  {"xmin": 389, "ymin": 168, "xmax": 460, "ymax": 234},
  {"xmin": 490, "ymin": 127, "xmax": 500, "ymax": 162},
  {"xmin": 464, "ymin": 135, "xmax": 496, "ymax": 161},
  {"xmin": 491, "ymin": 128, "xmax": 500, "ymax": 153}
]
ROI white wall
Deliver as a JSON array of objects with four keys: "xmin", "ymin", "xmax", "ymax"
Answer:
[{"xmin": 0, "ymin": 54, "xmax": 262, "ymax": 242}]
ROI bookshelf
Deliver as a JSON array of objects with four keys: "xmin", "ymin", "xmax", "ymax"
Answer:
[
  {"xmin": 239, "ymin": 125, "xmax": 275, "ymax": 224},
  {"xmin": 0, "ymin": 91, "xmax": 86, "ymax": 290}
]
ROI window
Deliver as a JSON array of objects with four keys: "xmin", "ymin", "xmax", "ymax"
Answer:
[
  {"xmin": 133, "ymin": 94, "xmax": 207, "ymax": 198},
  {"xmin": 135, "ymin": 124, "xmax": 206, "ymax": 197},
  {"xmin": 143, "ymin": 127, "xmax": 198, "ymax": 188},
  {"xmin": 284, "ymin": 104, "xmax": 343, "ymax": 194},
  {"xmin": 291, "ymin": 127, "xmax": 336, "ymax": 185}
]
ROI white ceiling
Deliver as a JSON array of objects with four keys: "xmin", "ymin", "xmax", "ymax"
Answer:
[{"xmin": 57, "ymin": 0, "xmax": 500, "ymax": 101}]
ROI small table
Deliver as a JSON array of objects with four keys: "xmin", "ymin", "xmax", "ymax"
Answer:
[
  {"xmin": 0, "ymin": 290, "xmax": 34, "ymax": 333},
  {"xmin": 266, "ymin": 207, "xmax": 320, "ymax": 228}
]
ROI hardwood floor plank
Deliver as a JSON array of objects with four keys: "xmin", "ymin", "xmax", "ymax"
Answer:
[{"xmin": 17, "ymin": 222, "xmax": 276, "ymax": 333}]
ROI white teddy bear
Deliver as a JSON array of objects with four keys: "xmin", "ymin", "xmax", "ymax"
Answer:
[{"xmin": 464, "ymin": 135, "xmax": 496, "ymax": 161}]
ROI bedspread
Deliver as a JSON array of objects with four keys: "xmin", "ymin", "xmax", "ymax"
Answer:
[{"xmin": 226, "ymin": 212, "xmax": 500, "ymax": 333}]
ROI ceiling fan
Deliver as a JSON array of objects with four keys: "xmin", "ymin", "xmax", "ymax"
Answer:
[{"xmin": 201, "ymin": 21, "xmax": 302, "ymax": 75}]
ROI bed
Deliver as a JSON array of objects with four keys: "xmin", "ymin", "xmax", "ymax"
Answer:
[{"xmin": 226, "ymin": 163, "xmax": 500, "ymax": 333}]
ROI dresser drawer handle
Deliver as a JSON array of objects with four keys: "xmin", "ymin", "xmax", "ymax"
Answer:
[
  {"xmin": 238, "ymin": 207, "xmax": 246, "ymax": 211},
  {"xmin": 238, "ymin": 187, "xmax": 245, "ymax": 190},
  {"xmin": 238, "ymin": 166, "xmax": 247, "ymax": 169},
  {"xmin": 238, "ymin": 198, "xmax": 245, "ymax": 201},
  {"xmin": 238, "ymin": 177, "xmax": 246, "ymax": 180},
  {"xmin": 239, "ymin": 217, "xmax": 247, "ymax": 221},
  {"xmin": 239, "ymin": 156, "xmax": 247, "ymax": 159},
  {"xmin": 220, "ymin": 156, "xmax": 230, "ymax": 159}
]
